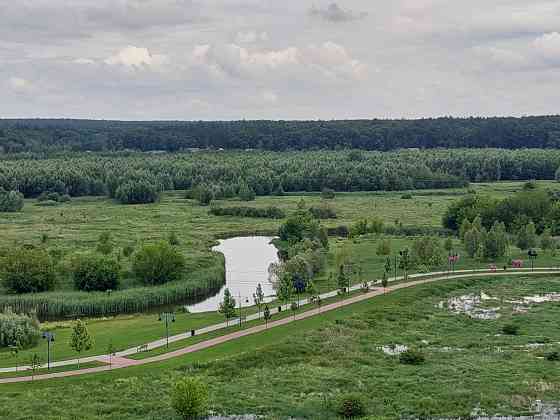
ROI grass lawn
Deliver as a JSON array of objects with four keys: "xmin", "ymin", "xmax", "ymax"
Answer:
[{"xmin": 2, "ymin": 275, "xmax": 560, "ymax": 419}]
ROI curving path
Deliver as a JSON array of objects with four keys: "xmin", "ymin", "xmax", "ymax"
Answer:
[{"xmin": 1, "ymin": 268, "xmax": 558, "ymax": 384}]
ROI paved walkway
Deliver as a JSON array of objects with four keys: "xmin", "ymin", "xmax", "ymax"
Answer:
[{"xmin": 1, "ymin": 268, "xmax": 558, "ymax": 384}]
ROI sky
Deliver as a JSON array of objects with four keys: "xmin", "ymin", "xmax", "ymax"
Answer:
[{"xmin": 1, "ymin": 0, "xmax": 560, "ymax": 120}]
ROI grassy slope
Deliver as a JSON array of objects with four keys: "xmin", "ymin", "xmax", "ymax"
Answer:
[{"xmin": 2, "ymin": 275, "xmax": 560, "ymax": 419}]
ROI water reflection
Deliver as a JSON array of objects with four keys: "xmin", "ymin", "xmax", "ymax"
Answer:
[{"xmin": 185, "ymin": 236, "xmax": 279, "ymax": 313}]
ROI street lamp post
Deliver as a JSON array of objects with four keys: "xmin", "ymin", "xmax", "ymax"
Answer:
[
  {"xmin": 159, "ymin": 312, "xmax": 175, "ymax": 349},
  {"xmin": 528, "ymin": 249, "xmax": 538, "ymax": 272},
  {"xmin": 42, "ymin": 332, "xmax": 55, "ymax": 371}
]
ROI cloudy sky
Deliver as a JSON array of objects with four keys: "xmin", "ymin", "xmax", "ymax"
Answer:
[{"xmin": 2, "ymin": 0, "xmax": 560, "ymax": 120}]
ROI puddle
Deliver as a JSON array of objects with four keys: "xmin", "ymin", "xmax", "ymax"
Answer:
[
  {"xmin": 378, "ymin": 344, "xmax": 408, "ymax": 355},
  {"xmin": 439, "ymin": 293, "xmax": 501, "ymax": 320}
]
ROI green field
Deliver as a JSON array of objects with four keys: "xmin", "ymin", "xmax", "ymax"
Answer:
[
  {"xmin": 1, "ymin": 180, "xmax": 560, "ymax": 369},
  {"xmin": 2, "ymin": 275, "xmax": 560, "ymax": 419}
]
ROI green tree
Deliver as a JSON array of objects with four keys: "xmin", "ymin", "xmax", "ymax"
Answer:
[
  {"xmin": 381, "ymin": 271, "xmax": 388, "ymax": 291},
  {"xmin": 171, "ymin": 377, "xmax": 209, "ymax": 420},
  {"xmin": 443, "ymin": 237, "xmax": 453, "ymax": 252},
  {"xmin": 0, "ymin": 189, "xmax": 24, "ymax": 212},
  {"xmin": 29, "ymin": 353, "xmax": 42, "ymax": 381},
  {"xmin": 70, "ymin": 319, "xmax": 93, "ymax": 369},
  {"xmin": 459, "ymin": 218, "xmax": 472, "ymax": 240},
  {"xmin": 541, "ymin": 228, "xmax": 555, "ymax": 253},
  {"xmin": 516, "ymin": 221, "xmax": 537, "ymax": 250},
  {"xmin": 253, "ymin": 283, "xmax": 265, "ymax": 319},
  {"xmin": 384, "ymin": 257, "xmax": 392, "ymax": 275},
  {"xmin": 219, "ymin": 288, "xmax": 237, "ymax": 326},
  {"xmin": 132, "ymin": 241, "xmax": 186, "ymax": 285},
  {"xmin": 337, "ymin": 265, "xmax": 349, "ymax": 295},
  {"xmin": 238, "ymin": 183, "xmax": 256, "ymax": 201},
  {"xmin": 263, "ymin": 305, "xmax": 271, "ymax": 327},
  {"xmin": 193, "ymin": 184, "xmax": 214, "ymax": 206},
  {"xmin": 71, "ymin": 253, "xmax": 120, "ymax": 292},
  {"xmin": 96, "ymin": 232, "xmax": 113, "ymax": 255},
  {"xmin": 464, "ymin": 227, "xmax": 481, "ymax": 258},
  {"xmin": 2, "ymin": 247, "xmax": 56, "ymax": 293},
  {"xmin": 376, "ymin": 238, "xmax": 392, "ymax": 256}
]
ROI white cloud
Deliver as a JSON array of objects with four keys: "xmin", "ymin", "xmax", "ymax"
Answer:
[
  {"xmin": 191, "ymin": 41, "xmax": 366, "ymax": 82},
  {"xmin": 7, "ymin": 77, "xmax": 31, "ymax": 92},
  {"xmin": 309, "ymin": 3, "xmax": 368, "ymax": 22},
  {"xmin": 261, "ymin": 90, "xmax": 278, "ymax": 103},
  {"xmin": 104, "ymin": 46, "xmax": 167, "ymax": 69},
  {"xmin": 235, "ymin": 31, "xmax": 269, "ymax": 44},
  {"xmin": 73, "ymin": 58, "xmax": 96, "ymax": 65},
  {"xmin": 534, "ymin": 32, "xmax": 560, "ymax": 63}
]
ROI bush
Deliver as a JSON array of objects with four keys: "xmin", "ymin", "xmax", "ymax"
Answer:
[
  {"xmin": 132, "ymin": 241, "xmax": 186, "ymax": 285},
  {"xmin": 502, "ymin": 324, "xmax": 520, "ymax": 335},
  {"xmin": 399, "ymin": 349, "xmax": 426, "ymax": 365},
  {"xmin": 115, "ymin": 180, "xmax": 160, "ymax": 204},
  {"xmin": 171, "ymin": 377, "xmax": 209, "ymax": 420},
  {"xmin": 191, "ymin": 184, "xmax": 214, "ymax": 206},
  {"xmin": 308, "ymin": 204, "xmax": 337, "ymax": 219},
  {"xmin": 321, "ymin": 187, "xmax": 336, "ymax": 199},
  {"xmin": 209, "ymin": 206, "xmax": 285, "ymax": 219},
  {"xmin": 122, "ymin": 245, "xmax": 135, "ymax": 258},
  {"xmin": 376, "ymin": 238, "xmax": 392, "ymax": 256},
  {"xmin": 1, "ymin": 248, "xmax": 56, "ymax": 293},
  {"xmin": 72, "ymin": 254, "xmax": 121, "ymax": 292},
  {"xmin": 238, "ymin": 183, "xmax": 256, "ymax": 201},
  {"xmin": 336, "ymin": 394, "xmax": 366, "ymax": 418},
  {"xmin": 545, "ymin": 351, "xmax": 560, "ymax": 361},
  {"xmin": 401, "ymin": 193, "xmax": 413, "ymax": 199},
  {"xmin": 0, "ymin": 189, "xmax": 24, "ymax": 212},
  {"xmin": 0, "ymin": 307, "xmax": 40, "ymax": 349}
]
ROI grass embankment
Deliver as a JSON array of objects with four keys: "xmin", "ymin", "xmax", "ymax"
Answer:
[
  {"xmin": 1, "ymin": 231, "xmax": 558, "ymax": 369},
  {"xmin": 2, "ymin": 275, "xmax": 560, "ymax": 419},
  {"xmin": 0, "ymin": 361, "xmax": 105, "ymax": 379}
]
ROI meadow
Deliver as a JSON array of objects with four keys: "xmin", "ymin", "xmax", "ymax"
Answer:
[
  {"xmin": 2, "ymin": 275, "xmax": 560, "ymax": 419},
  {"xmin": 1, "ymin": 181, "xmax": 559, "ymax": 369}
]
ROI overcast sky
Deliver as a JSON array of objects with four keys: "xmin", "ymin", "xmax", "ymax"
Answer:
[{"xmin": 2, "ymin": 0, "xmax": 560, "ymax": 120}]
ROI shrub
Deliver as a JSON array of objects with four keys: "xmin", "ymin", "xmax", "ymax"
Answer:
[
  {"xmin": 171, "ymin": 377, "xmax": 209, "ymax": 420},
  {"xmin": 35, "ymin": 200, "xmax": 59, "ymax": 207},
  {"xmin": 321, "ymin": 187, "xmax": 336, "ymax": 199},
  {"xmin": 502, "ymin": 324, "xmax": 520, "ymax": 335},
  {"xmin": 376, "ymin": 238, "xmax": 392, "ymax": 256},
  {"xmin": 1, "ymin": 248, "xmax": 56, "ymax": 293},
  {"xmin": 401, "ymin": 193, "xmax": 413, "ymax": 199},
  {"xmin": 308, "ymin": 204, "xmax": 337, "ymax": 219},
  {"xmin": 132, "ymin": 241, "xmax": 186, "ymax": 285},
  {"xmin": 336, "ymin": 394, "xmax": 366, "ymax": 418},
  {"xmin": 71, "ymin": 254, "xmax": 120, "ymax": 292},
  {"xmin": 0, "ymin": 307, "xmax": 41, "ymax": 349},
  {"xmin": 168, "ymin": 231, "xmax": 180, "ymax": 246},
  {"xmin": 115, "ymin": 180, "xmax": 160, "ymax": 204},
  {"xmin": 122, "ymin": 245, "xmax": 135, "ymax": 258},
  {"xmin": 545, "ymin": 351, "xmax": 560, "ymax": 361},
  {"xmin": 192, "ymin": 184, "xmax": 214, "ymax": 206},
  {"xmin": 209, "ymin": 206, "xmax": 285, "ymax": 219},
  {"xmin": 238, "ymin": 183, "xmax": 256, "ymax": 201},
  {"xmin": 399, "ymin": 349, "xmax": 426, "ymax": 365},
  {"xmin": 0, "ymin": 189, "xmax": 24, "ymax": 212}
]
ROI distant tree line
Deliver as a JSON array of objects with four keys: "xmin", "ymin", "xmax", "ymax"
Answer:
[
  {"xmin": 3, "ymin": 149, "xmax": 560, "ymax": 206},
  {"xmin": 2, "ymin": 116, "xmax": 560, "ymax": 153}
]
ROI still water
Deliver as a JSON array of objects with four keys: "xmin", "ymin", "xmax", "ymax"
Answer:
[{"xmin": 185, "ymin": 236, "xmax": 279, "ymax": 313}]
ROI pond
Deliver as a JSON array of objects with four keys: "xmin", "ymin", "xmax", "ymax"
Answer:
[{"xmin": 185, "ymin": 236, "xmax": 279, "ymax": 313}]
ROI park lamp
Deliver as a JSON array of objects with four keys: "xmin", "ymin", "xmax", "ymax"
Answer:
[
  {"xmin": 159, "ymin": 312, "xmax": 176, "ymax": 349},
  {"xmin": 42, "ymin": 332, "xmax": 55, "ymax": 371},
  {"xmin": 528, "ymin": 249, "xmax": 538, "ymax": 271}
]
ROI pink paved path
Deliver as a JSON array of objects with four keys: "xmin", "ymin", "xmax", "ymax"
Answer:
[{"xmin": 1, "ymin": 269, "xmax": 557, "ymax": 384}]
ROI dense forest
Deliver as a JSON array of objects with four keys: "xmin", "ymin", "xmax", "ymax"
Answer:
[
  {"xmin": 1, "ymin": 149, "xmax": 560, "ymax": 201},
  {"xmin": 2, "ymin": 116, "xmax": 560, "ymax": 153}
]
